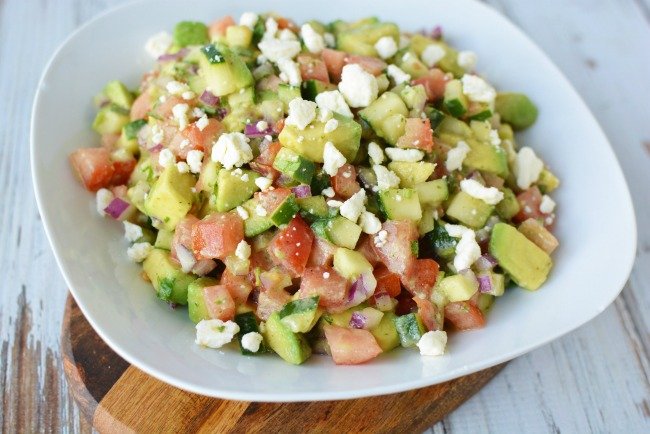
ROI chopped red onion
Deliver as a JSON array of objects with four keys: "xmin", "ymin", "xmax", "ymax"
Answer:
[
  {"xmin": 291, "ymin": 185, "xmax": 311, "ymax": 198},
  {"xmin": 347, "ymin": 272, "xmax": 377, "ymax": 306},
  {"xmin": 244, "ymin": 122, "xmax": 274, "ymax": 138},
  {"xmin": 477, "ymin": 273, "xmax": 493, "ymax": 294},
  {"xmin": 431, "ymin": 25, "xmax": 443, "ymax": 39},
  {"xmin": 474, "ymin": 254, "xmax": 498, "ymax": 271},
  {"xmin": 176, "ymin": 245, "xmax": 196, "ymax": 273},
  {"xmin": 349, "ymin": 312, "xmax": 367, "ymax": 329},
  {"xmin": 199, "ymin": 90, "xmax": 220, "ymax": 107},
  {"xmin": 157, "ymin": 48, "xmax": 188, "ymax": 62},
  {"xmin": 215, "ymin": 107, "xmax": 228, "ymax": 120},
  {"xmin": 103, "ymin": 197, "xmax": 130, "ymax": 219},
  {"xmin": 275, "ymin": 173, "xmax": 296, "ymax": 188},
  {"xmin": 148, "ymin": 143, "xmax": 163, "ymax": 153},
  {"xmin": 193, "ymin": 259, "xmax": 217, "ymax": 276}
]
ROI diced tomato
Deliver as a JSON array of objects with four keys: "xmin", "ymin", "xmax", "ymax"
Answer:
[
  {"xmin": 221, "ymin": 268, "xmax": 253, "ymax": 304},
  {"xmin": 101, "ymin": 133, "xmax": 120, "ymax": 150},
  {"xmin": 171, "ymin": 215, "xmax": 199, "ymax": 261},
  {"xmin": 513, "ymin": 186, "xmax": 543, "ymax": 224},
  {"xmin": 170, "ymin": 118, "xmax": 223, "ymax": 159},
  {"xmin": 414, "ymin": 297, "xmax": 443, "ymax": 331},
  {"xmin": 373, "ymin": 220, "xmax": 418, "ymax": 274},
  {"xmin": 69, "ymin": 147, "xmax": 115, "ymax": 192},
  {"xmin": 323, "ymin": 325, "xmax": 383, "ymax": 365},
  {"xmin": 192, "ymin": 259, "xmax": 217, "ymax": 276},
  {"xmin": 356, "ymin": 235, "xmax": 381, "ymax": 266},
  {"xmin": 346, "ymin": 55, "xmax": 387, "ymax": 76},
  {"xmin": 191, "ymin": 212, "xmax": 244, "ymax": 260},
  {"xmin": 255, "ymin": 187, "xmax": 292, "ymax": 215},
  {"xmin": 401, "ymin": 258, "xmax": 439, "ymax": 299},
  {"xmin": 444, "ymin": 301, "xmax": 486, "ymax": 331},
  {"xmin": 110, "ymin": 185, "xmax": 128, "ymax": 199},
  {"xmin": 276, "ymin": 17, "xmax": 299, "ymax": 33},
  {"xmin": 269, "ymin": 216, "xmax": 314, "ymax": 277},
  {"xmin": 331, "ymin": 164, "xmax": 361, "ymax": 199},
  {"xmin": 110, "ymin": 157, "xmax": 137, "ymax": 186},
  {"xmin": 249, "ymin": 247, "xmax": 276, "ymax": 272},
  {"xmin": 296, "ymin": 54, "xmax": 330, "ymax": 83},
  {"xmin": 152, "ymin": 95, "xmax": 189, "ymax": 120},
  {"xmin": 374, "ymin": 265, "xmax": 401, "ymax": 297},
  {"xmin": 249, "ymin": 141, "xmax": 281, "ymax": 179},
  {"xmin": 307, "ymin": 237, "xmax": 337, "ymax": 267},
  {"xmin": 411, "ymin": 68, "xmax": 447, "ymax": 102},
  {"xmin": 202, "ymin": 285, "xmax": 236, "ymax": 321},
  {"xmin": 397, "ymin": 118, "xmax": 434, "ymax": 152},
  {"xmin": 256, "ymin": 269, "xmax": 292, "ymax": 320},
  {"xmin": 130, "ymin": 89, "xmax": 152, "ymax": 120},
  {"xmin": 296, "ymin": 266, "xmax": 348, "ymax": 308},
  {"xmin": 208, "ymin": 16, "xmax": 235, "ymax": 38},
  {"xmin": 321, "ymin": 48, "xmax": 347, "ymax": 82},
  {"xmin": 256, "ymin": 75, "xmax": 282, "ymax": 92}
]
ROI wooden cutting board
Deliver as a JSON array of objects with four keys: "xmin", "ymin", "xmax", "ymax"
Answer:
[{"xmin": 61, "ymin": 294, "xmax": 505, "ymax": 433}]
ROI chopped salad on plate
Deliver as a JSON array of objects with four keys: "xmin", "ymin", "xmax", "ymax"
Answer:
[{"xmin": 69, "ymin": 12, "xmax": 560, "ymax": 365}]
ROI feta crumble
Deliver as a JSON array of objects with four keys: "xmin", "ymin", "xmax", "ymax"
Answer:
[
  {"xmin": 300, "ymin": 23, "xmax": 325, "ymax": 53},
  {"xmin": 457, "ymin": 50, "xmax": 477, "ymax": 71},
  {"xmin": 241, "ymin": 332, "xmax": 264, "ymax": 353},
  {"xmin": 123, "ymin": 221, "xmax": 143, "ymax": 242},
  {"xmin": 514, "ymin": 146, "xmax": 544, "ymax": 189},
  {"xmin": 285, "ymin": 98, "xmax": 317, "ymax": 130},
  {"xmin": 315, "ymin": 90, "xmax": 353, "ymax": 118},
  {"xmin": 445, "ymin": 224, "xmax": 481, "ymax": 271},
  {"xmin": 127, "ymin": 242, "xmax": 153, "ymax": 263},
  {"xmin": 374, "ymin": 36, "xmax": 398, "ymax": 59},
  {"xmin": 445, "ymin": 140, "xmax": 471, "ymax": 172},
  {"xmin": 158, "ymin": 148, "xmax": 175, "ymax": 168},
  {"xmin": 235, "ymin": 240, "xmax": 252, "ymax": 260},
  {"xmin": 539, "ymin": 195, "xmax": 556, "ymax": 214},
  {"xmin": 239, "ymin": 12, "xmax": 258, "ymax": 29},
  {"xmin": 258, "ymin": 38, "xmax": 301, "ymax": 62},
  {"xmin": 277, "ymin": 57, "xmax": 302, "ymax": 86},
  {"xmin": 461, "ymin": 74, "xmax": 496, "ymax": 105},
  {"xmin": 338, "ymin": 64, "xmax": 379, "ymax": 108},
  {"xmin": 236, "ymin": 206, "xmax": 250, "ymax": 220},
  {"xmin": 150, "ymin": 124, "xmax": 164, "ymax": 144},
  {"xmin": 367, "ymin": 142, "xmax": 385, "ymax": 165},
  {"xmin": 255, "ymin": 204, "xmax": 268, "ymax": 217},
  {"xmin": 359, "ymin": 211, "xmax": 382, "ymax": 235},
  {"xmin": 339, "ymin": 189, "xmax": 366, "ymax": 223},
  {"xmin": 196, "ymin": 115, "xmax": 209, "ymax": 131},
  {"xmin": 385, "ymin": 147, "xmax": 424, "ymax": 162},
  {"xmin": 417, "ymin": 330, "xmax": 447, "ymax": 356},
  {"xmin": 255, "ymin": 176, "xmax": 273, "ymax": 191},
  {"xmin": 195, "ymin": 319, "xmax": 240, "ymax": 349},
  {"xmin": 176, "ymin": 161, "xmax": 190, "ymax": 173},
  {"xmin": 374, "ymin": 230, "xmax": 389, "ymax": 248},
  {"xmin": 323, "ymin": 32, "xmax": 336, "ymax": 47},
  {"xmin": 324, "ymin": 118, "xmax": 339, "ymax": 133},
  {"xmin": 421, "ymin": 44, "xmax": 446, "ymax": 67},
  {"xmin": 211, "ymin": 132, "xmax": 254, "ymax": 170},
  {"xmin": 172, "ymin": 103, "xmax": 189, "ymax": 130},
  {"xmin": 186, "ymin": 150, "xmax": 204, "ymax": 174},
  {"xmin": 95, "ymin": 188, "xmax": 114, "ymax": 217},
  {"xmin": 460, "ymin": 179, "xmax": 504, "ymax": 205},
  {"xmin": 166, "ymin": 80, "xmax": 189, "ymax": 95},
  {"xmin": 322, "ymin": 142, "xmax": 347, "ymax": 176},
  {"xmin": 489, "ymin": 129, "xmax": 501, "ymax": 147},
  {"xmin": 327, "ymin": 200, "xmax": 344, "ymax": 208},
  {"xmin": 386, "ymin": 64, "xmax": 411, "ymax": 86},
  {"xmin": 256, "ymin": 120, "xmax": 269, "ymax": 132},
  {"xmin": 144, "ymin": 31, "xmax": 172, "ymax": 59},
  {"xmin": 321, "ymin": 187, "xmax": 335, "ymax": 198},
  {"xmin": 373, "ymin": 165, "xmax": 401, "ymax": 190}
]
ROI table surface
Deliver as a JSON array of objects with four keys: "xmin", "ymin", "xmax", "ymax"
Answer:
[{"xmin": 1, "ymin": 0, "xmax": 649, "ymax": 432}]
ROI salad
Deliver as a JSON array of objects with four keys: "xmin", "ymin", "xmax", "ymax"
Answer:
[{"xmin": 69, "ymin": 12, "xmax": 560, "ymax": 365}]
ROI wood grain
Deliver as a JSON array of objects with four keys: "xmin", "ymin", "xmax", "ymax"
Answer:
[{"xmin": 0, "ymin": 0, "xmax": 649, "ymax": 432}]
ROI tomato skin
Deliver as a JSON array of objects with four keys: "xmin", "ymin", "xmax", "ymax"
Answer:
[
  {"xmin": 191, "ymin": 212, "xmax": 244, "ymax": 260},
  {"xmin": 209, "ymin": 16, "xmax": 235, "ymax": 38},
  {"xmin": 397, "ymin": 118, "xmax": 434, "ymax": 152},
  {"xmin": 356, "ymin": 235, "xmax": 381, "ymax": 266},
  {"xmin": 411, "ymin": 68, "xmax": 447, "ymax": 102},
  {"xmin": 171, "ymin": 215, "xmax": 199, "ymax": 262},
  {"xmin": 152, "ymin": 95, "xmax": 190, "ymax": 120},
  {"xmin": 256, "ymin": 269, "xmax": 292, "ymax": 320},
  {"xmin": 401, "ymin": 258, "xmax": 439, "ymax": 299},
  {"xmin": 373, "ymin": 220, "xmax": 418, "ymax": 275},
  {"xmin": 220, "ymin": 268, "xmax": 253, "ymax": 304},
  {"xmin": 250, "ymin": 141, "xmax": 281, "ymax": 180},
  {"xmin": 321, "ymin": 48, "xmax": 347, "ymax": 82},
  {"xmin": 130, "ymin": 89, "xmax": 152, "ymax": 120},
  {"xmin": 414, "ymin": 297, "xmax": 443, "ymax": 331},
  {"xmin": 255, "ymin": 187, "xmax": 293, "ymax": 215},
  {"xmin": 324, "ymin": 325, "xmax": 383, "ymax": 365},
  {"xmin": 331, "ymin": 164, "xmax": 361, "ymax": 199},
  {"xmin": 513, "ymin": 186, "xmax": 543, "ymax": 224},
  {"xmin": 296, "ymin": 266, "xmax": 349, "ymax": 308},
  {"xmin": 202, "ymin": 285, "xmax": 236, "ymax": 321},
  {"xmin": 444, "ymin": 301, "xmax": 486, "ymax": 330},
  {"xmin": 110, "ymin": 157, "xmax": 137, "ymax": 186},
  {"xmin": 345, "ymin": 55, "xmax": 387, "ymax": 76},
  {"xmin": 70, "ymin": 147, "xmax": 115, "ymax": 192},
  {"xmin": 169, "ymin": 118, "xmax": 223, "ymax": 159},
  {"xmin": 296, "ymin": 54, "xmax": 330, "ymax": 83},
  {"xmin": 373, "ymin": 265, "xmax": 401, "ymax": 297},
  {"xmin": 307, "ymin": 237, "xmax": 337, "ymax": 267},
  {"xmin": 269, "ymin": 216, "xmax": 314, "ymax": 277}
]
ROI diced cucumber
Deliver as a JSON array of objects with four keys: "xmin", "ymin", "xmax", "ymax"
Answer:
[
  {"xmin": 279, "ymin": 296, "xmax": 321, "ymax": 333},
  {"xmin": 269, "ymin": 193, "xmax": 300, "ymax": 226},
  {"xmin": 103, "ymin": 81, "xmax": 134, "ymax": 110},
  {"xmin": 438, "ymin": 274, "xmax": 478, "ymax": 302},
  {"xmin": 443, "ymin": 79, "xmax": 468, "ymax": 118},
  {"xmin": 242, "ymin": 198, "xmax": 274, "ymax": 237},
  {"xmin": 326, "ymin": 216, "xmax": 362, "ymax": 249},
  {"xmin": 333, "ymin": 248, "xmax": 373, "ymax": 280},
  {"xmin": 297, "ymin": 195, "xmax": 329, "ymax": 222},
  {"xmin": 226, "ymin": 25, "xmax": 253, "ymax": 48},
  {"xmin": 215, "ymin": 169, "xmax": 260, "ymax": 212},
  {"xmin": 414, "ymin": 179, "xmax": 449, "ymax": 206},
  {"xmin": 400, "ymin": 84, "xmax": 427, "ymax": 111},
  {"xmin": 495, "ymin": 188, "xmax": 520, "ymax": 220},
  {"xmin": 226, "ymin": 86, "xmax": 255, "ymax": 109},
  {"xmin": 92, "ymin": 106, "xmax": 130, "ymax": 135},
  {"xmin": 234, "ymin": 311, "xmax": 267, "ymax": 355},
  {"xmin": 301, "ymin": 79, "xmax": 336, "ymax": 101},
  {"xmin": 431, "ymin": 223, "xmax": 457, "ymax": 261},
  {"xmin": 187, "ymin": 277, "xmax": 219, "ymax": 323},
  {"xmin": 387, "ymin": 161, "xmax": 435, "ymax": 188},
  {"xmin": 143, "ymin": 249, "xmax": 196, "ymax": 305},
  {"xmin": 199, "ymin": 43, "xmax": 254, "ymax": 96},
  {"xmin": 197, "ymin": 160, "xmax": 221, "ymax": 194},
  {"xmin": 370, "ymin": 312, "xmax": 400, "ymax": 351},
  {"xmin": 272, "ymin": 147, "xmax": 315, "ymax": 184},
  {"xmin": 264, "ymin": 312, "xmax": 312, "ymax": 365},
  {"xmin": 393, "ymin": 313, "xmax": 426, "ymax": 347},
  {"xmin": 144, "ymin": 165, "xmax": 195, "ymax": 231},
  {"xmin": 358, "ymin": 92, "xmax": 408, "ymax": 145},
  {"xmin": 425, "ymin": 107, "xmax": 446, "ymax": 130},
  {"xmin": 378, "ymin": 188, "xmax": 422, "ymax": 221},
  {"xmin": 398, "ymin": 52, "xmax": 429, "ymax": 79},
  {"xmin": 445, "ymin": 191, "xmax": 493, "ymax": 229},
  {"xmin": 437, "ymin": 116, "xmax": 472, "ymax": 138},
  {"xmin": 278, "ymin": 84, "xmax": 301, "ymax": 108},
  {"xmin": 154, "ymin": 229, "xmax": 174, "ymax": 250}
]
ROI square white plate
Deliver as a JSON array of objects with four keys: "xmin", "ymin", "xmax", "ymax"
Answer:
[{"xmin": 31, "ymin": 0, "xmax": 636, "ymax": 401}]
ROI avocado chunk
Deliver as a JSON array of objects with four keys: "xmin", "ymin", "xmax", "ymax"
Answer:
[
  {"xmin": 173, "ymin": 21, "xmax": 209, "ymax": 47},
  {"xmin": 463, "ymin": 138, "xmax": 509, "ymax": 177},
  {"xmin": 438, "ymin": 274, "xmax": 479, "ymax": 302},
  {"xmin": 143, "ymin": 249, "xmax": 196, "ymax": 305},
  {"xmin": 370, "ymin": 312, "xmax": 400, "ymax": 352},
  {"xmin": 103, "ymin": 81, "xmax": 134, "ymax": 110},
  {"xmin": 92, "ymin": 106, "xmax": 130, "ymax": 135},
  {"xmin": 489, "ymin": 223, "xmax": 552, "ymax": 290},
  {"xmin": 144, "ymin": 165, "xmax": 195, "ymax": 231},
  {"xmin": 187, "ymin": 277, "xmax": 219, "ymax": 323},
  {"xmin": 278, "ymin": 296, "xmax": 321, "ymax": 333},
  {"xmin": 264, "ymin": 312, "xmax": 312, "ymax": 365},
  {"xmin": 215, "ymin": 169, "xmax": 260, "ymax": 212},
  {"xmin": 414, "ymin": 179, "xmax": 449, "ymax": 206},
  {"xmin": 495, "ymin": 92, "xmax": 538, "ymax": 130},
  {"xmin": 154, "ymin": 229, "xmax": 174, "ymax": 250},
  {"xmin": 333, "ymin": 248, "xmax": 373, "ymax": 280},
  {"xmin": 199, "ymin": 44, "xmax": 254, "ymax": 96}
]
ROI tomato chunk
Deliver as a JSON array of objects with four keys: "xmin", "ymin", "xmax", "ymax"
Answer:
[
  {"xmin": 414, "ymin": 297, "xmax": 443, "ymax": 331},
  {"xmin": 297, "ymin": 54, "xmax": 330, "ymax": 83},
  {"xmin": 70, "ymin": 147, "xmax": 115, "ymax": 192},
  {"xmin": 220, "ymin": 268, "xmax": 253, "ymax": 304},
  {"xmin": 356, "ymin": 235, "xmax": 381, "ymax": 266},
  {"xmin": 397, "ymin": 118, "xmax": 434, "ymax": 152},
  {"xmin": 307, "ymin": 237, "xmax": 337, "ymax": 267},
  {"xmin": 152, "ymin": 95, "xmax": 190, "ymax": 120},
  {"xmin": 401, "ymin": 258, "xmax": 439, "ymax": 299},
  {"xmin": 373, "ymin": 220, "xmax": 418, "ymax": 274},
  {"xmin": 321, "ymin": 48, "xmax": 347, "ymax": 82},
  {"xmin": 269, "ymin": 216, "xmax": 314, "ymax": 277},
  {"xmin": 513, "ymin": 186, "xmax": 543, "ymax": 224},
  {"xmin": 171, "ymin": 215, "xmax": 199, "ymax": 262},
  {"xmin": 110, "ymin": 157, "xmax": 137, "ymax": 186},
  {"xmin": 444, "ymin": 301, "xmax": 486, "ymax": 331},
  {"xmin": 191, "ymin": 212, "xmax": 244, "ymax": 260},
  {"xmin": 346, "ymin": 55, "xmax": 387, "ymax": 76},
  {"xmin": 250, "ymin": 141, "xmax": 282, "ymax": 180},
  {"xmin": 130, "ymin": 89, "xmax": 152, "ymax": 120},
  {"xmin": 331, "ymin": 164, "xmax": 361, "ymax": 199},
  {"xmin": 324, "ymin": 325, "xmax": 383, "ymax": 365},
  {"xmin": 256, "ymin": 269, "xmax": 292, "ymax": 320},
  {"xmin": 203, "ymin": 285, "xmax": 236, "ymax": 321},
  {"xmin": 170, "ymin": 118, "xmax": 223, "ymax": 159},
  {"xmin": 209, "ymin": 16, "xmax": 235, "ymax": 38},
  {"xmin": 411, "ymin": 68, "xmax": 447, "ymax": 102},
  {"xmin": 296, "ymin": 266, "xmax": 348, "ymax": 308},
  {"xmin": 373, "ymin": 265, "xmax": 401, "ymax": 297}
]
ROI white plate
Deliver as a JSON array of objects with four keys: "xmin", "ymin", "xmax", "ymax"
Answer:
[{"xmin": 31, "ymin": 0, "xmax": 636, "ymax": 401}]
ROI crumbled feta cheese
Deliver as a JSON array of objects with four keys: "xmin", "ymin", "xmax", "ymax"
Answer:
[
  {"xmin": 367, "ymin": 142, "xmax": 385, "ymax": 165},
  {"xmin": 257, "ymin": 38, "xmax": 301, "ymax": 62},
  {"xmin": 460, "ymin": 179, "xmax": 504, "ymax": 205},
  {"xmin": 150, "ymin": 124, "xmax": 164, "ymax": 144},
  {"xmin": 254, "ymin": 176, "xmax": 273, "ymax": 191},
  {"xmin": 176, "ymin": 161, "xmax": 190, "ymax": 173},
  {"xmin": 124, "ymin": 222, "xmax": 143, "ymax": 243},
  {"xmin": 324, "ymin": 118, "xmax": 339, "ymax": 133},
  {"xmin": 385, "ymin": 147, "xmax": 424, "ymax": 162},
  {"xmin": 145, "ymin": 31, "xmax": 172, "ymax": 59},
  {"xmin": 235, "ymin": 240, "xmax": 251, "ymax": 260},
  {"xmin": 323, "ymin": 271, "xmax": 331, "ymax": 279},
  {"xmin": 386, "ymin": 64, "xmax": 411, "ymax": 86},
  {"xmin": 374, "ymin": 36, "xmax": 398, "ymax": 59},
  {"xmin": 195, "ymin": 319, "xmax": 240, "ymax": 349},
  {"xmin": 211, "ymin": 132, "xmax": 253, "ymax": 169},
  {"xmin": 417, "ymin": 330, "xmax": 447, "ymax": 356},
  {"xmin": 338, "ymin": 64, "xmax": 379, "ymax": 108},
  {"xmin": 457, "ymin": 50, "xmax": 477, "ymax": 70},
  {"xmin": 241, "ymin": 331, "xmax": 264, "ymax": 353},
  {"xmin": 166, "ymin": 80, "xmax": 188, "ymax": 95},
  {"xmin": 461, "ymin": 74, "xmax": 496, "ymax": 104},
  {"xmin": 172, "ymin": 103, "xmax": 189, "ymax": 130},
  {"xmin": 539, "ymin": 195, "xmax": 556, "ymax": 214},
  {"xmin": 264, "ymin": 17, "xmax": 279, "ymax": 39},
  {"xmin": 285, "ymin": 98, "xmax": 317, "ymax": 130},
  {"xmin": 321, "ymin": 187, "xmax": 335, "ymax": 198},
  {"xmin": 278, "ymin": 29, "xmax": 297, "ymax": 41},
  {"xmin": 182, "ymin": 91, "xmax": 195, "ymax": 100},
  {"xmin": 445, "ymin": 140, "xmax": 471, "ymax": 172},
  {"xmin": 300, "ymin": 23, "xmax": 325, "ymax": 53},
  {"xmin": 277, "ymin": 57, "xmax": 302, "ymax": 86},
  {"xmin": 239, "ymin": 12, "xmax": 258, "ymax": 29},
  {"xmin": 158, "ymin": 148, "xmax": 175, "ymax": 168},
  {"xmin": 359, "ymin": 211, "xmax": 382, "ymax": 235},
  {"xmin": 256, "ymin": 120, "xmax": 268, "ymax": 132},
  {"xmin": 236, "ymin": 206, "xmax": 250, "ymax": 220},
  {"xmin": 195, "ymin": 115, "xmax": 209, "ymax": 131},
  {"xmin": 96, "ymin": 188, "xmax": 114, "ymax": 217},
  {"xmin": 323, "ymin": 32, "xmax": 336, "ymax": 47},
  {"xmin": 489, "ymin": 129, "xmax": 501, "ymax": 147},
  {"xmin": 373, "ymin": 165, "xmax": 401, "ymax": 190},
  {"xmin": 421, "ymin": 44, "xmax": 446, "ymax": 67},
  {"xmin": 445, "ymin": 224, "xmax": 481, "ymax": 271},
  {"xmin": 399, "ymin": 35, "xmax": 410, "ymax": 49},
  {"xmin": 315, "ymin": 90, "xmax": 353, "ymax": 118},
  {"xmin": 323, "ymin": 142, "xmax": 347, "ymax": 176},
  {"xmin": 327, "ymin": 200, "xmax": 343, "ymax": 208},
  {"xmin": 339, "ymin": 189, "xmax": 366, "ymax": 223},
  {"xmin": 255, "ymin": 204, "xmax": 268, "ymax": 216},
  {"xmin": 514, "ymin": 147, "xmax": 544, "ymax": 189},
  {"xmin": 374, "ymin": 229, "xmax": 388, "ymax": 248},
  {"xmin": 127, "ymin": 242, "xmax": 153, "ymax": 263},
  {"xmin": 186, "ymin": 150, "xmax": 204, "ymax": 174}
]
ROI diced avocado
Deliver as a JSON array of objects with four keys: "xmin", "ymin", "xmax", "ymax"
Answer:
[
  {"xmin": 278, "ymin": 84, "xmax": 301, "ymax": 108},
  {"xmin": 489, "ymin": 223, "xmax": 552, "ymax": 290},
  {"xmin": 92, "ymin": 106, "xmax": 130, "ymax": 135},
  {"xmin": 437, "ymin": 115, "xmax": 472, "ymax": 138},
  {"xmin": 144, "ymin": 165, "xmax": 195, "ymax": 231},
  {"xmin": 272, "ymin": 147, "xmax": 315, "ymax": 184},
  {"xmin": 415, "ymin": 179, "xmax": 449, "ymax": 206},
  {"xmin": 537, "ymin": 168, "xmax": 560, "ymax": 193},
  {"xmin": 154, "ymin": 229, "xmax": 174, "ymax": 250},
  {"xmin": 409, "ymin": 37, "xmax": 464, "ymax": 77},
  {"xmin": 443, "ymin": 79, "xmax": 469, "ymax": 118},
  {"xmin": 297, "ymin": 195, "xmax": 329, "ymax": 222},
  {"xmin": 199, "ymin": 43, "xmax": 254, "ymax": 96},
  {"xmin": 187, "ymin": 277, "xmax": 219, "ymax": 323},
  {"xmin": 326, "ymin": 216, "xmax": 362, "ymax": 249},
  {"xmin": 378, "ymin": 188, "xmax": 422, "ymax": 221},
  {"xmin": 264, "ymin": 312, "xmax": 312, "ymax": 365},
  {"xmin": 387, "ymin": 161, "xmax": 435, "ymax": 188},
  {"xmin": 400, "ymin": 84, "xmax": 428, "ymax": 111},
  {"xmin": 187, "ymin": 74, "xmax": 207, "ymax": 95},
  {"xmin": 495, "ymin": 187, "xmax": 520, "ymax": 220},
  {"xmin": 438, "ymin": 274, "xmax": 478, "ymax": 302},
  {"xmin": 257, "ymin": 99, "xmax": 285, "ymax": 122},
  {"xmin": 393, "ymin": 313, "xmax": 426, "ymax": 347},
  {"xmin": 495, "ymin": 92, "xmax": 538, "ymax": 130},
  {"xmin": 269, "ymin": 193, "xmax": 300, "ymax": 226},
  {"xmin": 241, "ymin": 198, "xmax": 274, "ymax": 237},
  {"xmin": 103, "ymin": 81, "xmax": 134, "ymax": 110},
  {"xmin": 279, "ymin": 296, "xmax": 321, "ymax": 333},
  {"xmin": 143, "ymin": 249, "xmax": 196, "ymax": 305},
  {"xmin": 370, "ymin": 312, "xmax": 400, "ymax": 351},
  {"xmin": 234, "ymin": 312, "xmax": 266, "ymax": 355},
  {"xmin": 226, "ymin": 86, "xmax": 255, "ymax": 109},
  {"xmin": 116, "ymin": 119, "xmax": 146, "ymax": 154},
  {"xmin": 337, "ymin": 22, "xmax": 399, "ymax": 56},
  {"xmin": 463, "ymin": 138, "xmax": 509, "ymax": 177},
  {"xmin": 215, "ymin": 169, "xmax": 260, "ymax": 212},
  {"xmin": 301, "ymin": 79, "xmax": 336, "ymax": 101},
  {"xmin": 445, "ymin": 191, "xmax": 493, "ymax": 229},
  {"xmin": 278, "ymin": 113, "xmax": 361, "ymax": 162},
  {"xmin": 320, "ymin": 308, "xmax": 355, "ymax": 328},
  {"xmin": 333, "ymin": 248, "xmax": 373, "ymax": 280},
  {"xmin": 226, "ymin": 25, "xmax": 253, "ymax": 48},
  {"xmin": 358, "ymin": 92, "xmax": 408, "ymax": 145},
  {"xmin": 173, "ymin": 21, "xmax": 209, "ymax": 47}
]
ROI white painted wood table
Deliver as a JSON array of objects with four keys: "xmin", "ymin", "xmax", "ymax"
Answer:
[{"xmin": 1, "ymin": 0, "xmax": 649, "ymax": 432}]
